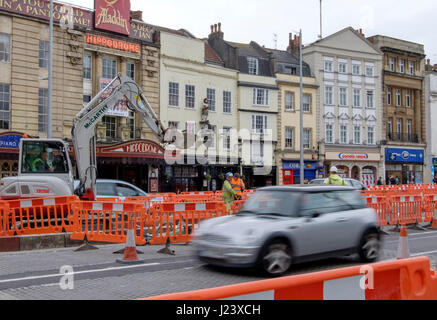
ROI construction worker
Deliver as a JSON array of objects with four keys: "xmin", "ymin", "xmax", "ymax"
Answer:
[
  {"xmin": 32, "ymin": 151, "xmax": 54, "ymax": 172},
  {"xmin": 324, "ymin": 166, "xmax": 347, "ymax": 186},
  {"xmin": 222, "ymin": 172, "xmax": 237, "ymax": 214},
  {"xmin": 231, "ymin": 172, "xmax": 245, "ymax": 200}
]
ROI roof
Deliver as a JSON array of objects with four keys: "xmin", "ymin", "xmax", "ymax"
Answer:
[
  {"xmin": 265, "ymin": 48, "xmax": 312, "ymax": 77},
  {"xmin": 257, "ymin": 186, "xmax": 355, "ymax": 192},
  {"xmin": 204, "ymin": 41, "xmax": 223, "ymax": 65}
]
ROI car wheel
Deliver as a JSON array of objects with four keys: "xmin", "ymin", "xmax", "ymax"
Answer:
[
  {"xmin": 358, "ymin": 231, "xmax": 379, "ymax": 262},
  {"xmin": 259, "ymin": 240, "xmax": 292, "ymax": 277}
]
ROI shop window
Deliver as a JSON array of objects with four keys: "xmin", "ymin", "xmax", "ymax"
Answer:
[
  {"xmin": 0, "ymin": 83, "xmax": 10, "ymax": 130},
  {"xmin": 39, "ymin": 40, "xmax": 49, "ymax": 68},
  {"xmin": 0, "ymin": 33, "xmax": 10, "ymax": 62},
  {"xmin": 0, "ymin": 160, "xmax": 18, "ymax": 178},
  {"xmin": 38, "ymin": 88, "xmax": 48, "ymax": 132}
]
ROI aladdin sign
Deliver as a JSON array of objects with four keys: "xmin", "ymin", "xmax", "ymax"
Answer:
[{"xmin": 94, "ymin": 0, "xmax": 130, "ymax": 35}]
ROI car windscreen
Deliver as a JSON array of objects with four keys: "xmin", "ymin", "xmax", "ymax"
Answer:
[{"xmin": 238, "ymin": 190, "xmax": 300, "ymax": 217}]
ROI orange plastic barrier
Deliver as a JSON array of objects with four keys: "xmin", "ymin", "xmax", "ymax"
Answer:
[
  {"xmin": 230, "ymin": 200, "xmax": 246, "ymax": 214},
  {"xmin": 423, "ymin": 194, "xmax": 437, "ymax": 224},
  {"xmin": 390, "ymin": 195, "xmax": 423, "ymax": 225},
  {"xmin": 0, "ymin": 201, "xmax": 10, "ymax": 236},
  {"xmin": 181, "ymin": 191, "xmax": 215, "ymax": 196},
  {"xmin": 142, "ymin": 256, "xmax": 437, "ymax": 300},
  {"xmin": 5, "ymin": 196, "xmax": 79, "ymax": 236},
  {"xmin": 70, "ymin": 201, "xmax": 146, "ymax": 245},
  {"xmin": 146, "ymin": 201, "xmax": 228, "ymax": 245},
  {"xmin": 366, "ymin": 196, "xmax": 392, "ymax": 226}
]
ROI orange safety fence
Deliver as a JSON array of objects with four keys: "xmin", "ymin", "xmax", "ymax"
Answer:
[
  {"xmin": 4, "ymin": 196, "xmax": 79, "ymax": 236},
  {"xmin": 366, "ymin": 196, "xmax": 392, "ymax": 226},
  {"xmin": 0, "ymin": 201, "xmax": 10, "ymax": 236},
  {"xmin": 181, "ymin": 191, "xmax": 215, "ymax": 196},
  {"xmin": 390, "ymin": 195, "xmax": 426, "ymax": 226},
  {"xmin": 230, "ymin": 200, "xmax": 246, "ymax": 214},
  {"xmin": 146, "ymin": 201, "xmax": 228, "ymax": 245},
  {"xmin": 69, "ymin": 200, "xmax": 147, "ymax": 245},
  {"xmin": 142, "ymin": 256, "xmax": 437, "ymax": 300}
]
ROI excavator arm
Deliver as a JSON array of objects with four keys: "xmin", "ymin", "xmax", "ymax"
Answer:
[{"xmin": 72, "ymin": 73, "xmax": 168, "ymax": 200}]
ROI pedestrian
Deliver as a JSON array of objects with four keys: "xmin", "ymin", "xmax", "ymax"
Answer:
[
  {"xmin": 389, "ymin": 175, "xmax": 396, "ymax": 185},
  {"xmin": 377, "ymin": 177, "xmax": 383, "ymax": 185},
  {"xmin": 433, "ymin": 175, "xmax": 437, "ymax": 184},
  {"xmin": 395, "ymin": 176, "xmax": 400, "ymax": 185},
  {"xmin": 231, "ymin": 172, "xmax": 245, "ymax": 200},
  {"xmin": 222, "ymin": 172, "xmax": 237, "ymax": 214},
  {"xmin": 324, "ymin": 166, "xmax": 347, "ymax": 186}
]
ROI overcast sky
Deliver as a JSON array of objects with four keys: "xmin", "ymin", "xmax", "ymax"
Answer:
[{"xmin": 73, "ymin": 0, "xmax": 437, "ymax": 62}]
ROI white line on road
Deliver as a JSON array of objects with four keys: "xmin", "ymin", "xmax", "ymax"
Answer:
[
  {"xmin": 385, "ymin": 234, "xmax": 437, "ymax": 244},
  {"xmin": 411, "ymin": 250, "xmax": 437, "ymax": 257},
  {"xmin": 0, "ymin": 262, "xmax": 160, "ymax": 284}
]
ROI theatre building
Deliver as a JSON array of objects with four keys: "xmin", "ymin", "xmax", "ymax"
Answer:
[{"xmin": 0, "ymin": 0, "xmax": 167, "ymax": 192}]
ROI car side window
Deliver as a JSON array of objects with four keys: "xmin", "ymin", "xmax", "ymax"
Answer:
[
  {"xmin": 351, "ymin": 180, "xmax": 363, "ymax": 189},
  {"xmin": 97, "ymin": 182, "xmax": 116, "ymax": 196},
  {"xmin": 333, "ymin": 191, "xmax": 366, "ymax": 210},
  {"xmin": 299, "ymin": 192, "xmax": 341, "ymax": 216},
  {"xmin": 116, "ymin": 183, "xmax": 141, "ymax": 197}
]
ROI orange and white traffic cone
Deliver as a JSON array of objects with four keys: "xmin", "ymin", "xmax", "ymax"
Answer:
[
  {"xmin": 116, "ymin": 220, "xmax": 145, "ymax": 265},
  {"xmin": 397, "ymin": 225, "xmax": 410, "ymax": 259},
  {"xmin": 430, "ymin": 209, "xmax": 437, "ymax": 229}
]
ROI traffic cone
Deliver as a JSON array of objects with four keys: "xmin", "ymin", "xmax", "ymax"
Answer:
[
  {"xmin": 430, "ymin": 209, "xmax": 437, "ymax": 229},
  {"xmin": 397, "ymin": 225, "xmax": 410, "ymax": 259},
  {"xmin": 116, "ymin": 220, "xmax": 145, "ymax": 264}
]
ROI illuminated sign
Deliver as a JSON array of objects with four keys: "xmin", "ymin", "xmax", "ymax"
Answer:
[
  {"xmin": 99, "ymin": 140, "xmax": 165, "ymax": 156},
  {"xmin": 94, "ymin": 0, "xmax": 130, "ymax": 35},
  {"xmin": 325, "ymin": 152, "xmax": 380, "ymax": 161},
  {"xmin": 86, "ymin": 34, "xmax": 140, "ymax": 53}
]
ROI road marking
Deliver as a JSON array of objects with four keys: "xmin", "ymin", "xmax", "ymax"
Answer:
[
  {"xmin": 0, "ymin": 262, "xmax": 160, "ymax": 284},
  {"xmin": 411, "ymin": 250, "xmax": 437, "ymax": 257},
  {"xmin": 385, "ymin": 234, "xmax": 437, "ymax": 244}
]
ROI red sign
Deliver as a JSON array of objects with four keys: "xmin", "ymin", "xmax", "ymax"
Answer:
[
  {"xmin": 149, "ymin": 178, "xmax": 158, "ymax": 192},
  {"xmin": 99, "ymin": 140, "xmax": 165, "ymax": 158},
  {"xmin": 95, "ymin": 0, "xmax": 131, "ymax": 35},
  {"xmin": 86, "ymin": 34, "xmax": 139, "ymax": 53}
]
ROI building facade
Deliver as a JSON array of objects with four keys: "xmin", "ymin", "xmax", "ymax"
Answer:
[
  {"xmin": 267, "ymin": 41, "xmax": 319, "ymax": 185},
  {"xmin": 159, "ymin": 28, "xmax": 239, "ymax": 192},
  {"xmin": 208, "ymin": 24, "xmax": 278, "ymax": 187},
  {"xmin": 302, "ymin": 28, "xmax": 384, "ymax": 185},
  {"xmin": 0, "ymin": 0, "xmax": 164, "ymax": 192},
  {"xmin": 425, "ymin": 63, "xmax": 437, "ymax": 182},
  {"xmin": 368, "ymin": 35, "xmax": 427, "ymax": 184}
]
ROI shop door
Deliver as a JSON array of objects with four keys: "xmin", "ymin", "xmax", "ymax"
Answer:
[{"xmin": 282, "ymin": 169, "xmax": 294, "ymax": 185}]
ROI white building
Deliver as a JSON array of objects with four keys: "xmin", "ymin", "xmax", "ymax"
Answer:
[
  {"xmin": 425, "ymin": 65, "xmax": 437, "ymax": 182},
  {"xmin": 301, "ymin": 27, "xmax": 384, "ymax": 184}
]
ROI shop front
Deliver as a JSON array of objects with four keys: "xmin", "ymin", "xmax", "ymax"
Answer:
[
  {"xmin": 385, "ymin": 148, "xmax": 425, "ymax": 184},
  {"xmin": 324, "ymin": 150, "xmax": 381, "ymax": 185},
  {"xmin": 0, "ymin": 131, "xmax": 31, "ymax": 178},
  {"xmin": 282, "ymin": 160, "xmax": 320, "ymax": 185}
]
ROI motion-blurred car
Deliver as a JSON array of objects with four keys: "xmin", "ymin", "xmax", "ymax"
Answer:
[
  {"xmin": 309, "ymin": 178, "xmax": 368, "ymax": 190},
  {"xmin": 192, "ymin": 186, "xmax": 380, "ymax": 277},
  {"xmin": 74, "ymin": 179, "xmax": 148, "ymax": 199}
]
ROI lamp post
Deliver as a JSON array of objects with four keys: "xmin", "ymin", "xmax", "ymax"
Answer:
[
  {"xmin": 48, "ymin": 0, "xmax": 53, "ymax": 138},
  {"xmin": 299, "ymin": 29, "xmax": 304, "ymax": 186}
]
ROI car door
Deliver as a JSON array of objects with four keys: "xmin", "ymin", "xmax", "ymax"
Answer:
[
  {"xmin": 96, "ymin": 182, "xmax": 117, "ymax": 198},
  {"xmin": 115, "ymin": 183, "xmax": 143, "ymax": 197},
  {"xmin": 291, "ymin": 192, "xmax": 355, "ymax": 257}
]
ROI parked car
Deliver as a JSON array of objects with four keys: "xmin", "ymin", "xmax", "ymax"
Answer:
[
  {"xmin": 74, "ymin": 179, "xmax": 148, "ymax": 199},
  {"xmin": 309, "ymin": 178, "xmax": 368, "ymax": 190},
  {"xmin": 192, "ymin": 186, "xmax": 380, "ymax": 277}
]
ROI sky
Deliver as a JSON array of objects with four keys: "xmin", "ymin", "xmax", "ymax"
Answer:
[{"xmin": 72, "ymin": 0, "xmax": 437, "ymax": 62}]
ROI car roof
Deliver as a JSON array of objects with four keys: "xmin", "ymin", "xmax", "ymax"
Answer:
[{"xmin": 258, "ymin": 185, "xmax": 355, "ymax": 192}]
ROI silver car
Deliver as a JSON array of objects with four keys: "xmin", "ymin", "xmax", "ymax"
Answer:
[
  {"xmin": 192, "ymin": 186, "xmax": 380, "ymax": 277},
  {"xmin": 309, "ymin": 178, "xmax": 368, "ymax": 190},
  {"xmin": 74, "ymin": 179, "xmax": 148, "ymax": 199}
]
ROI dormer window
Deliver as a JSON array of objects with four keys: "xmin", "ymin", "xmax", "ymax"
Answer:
[{"xmin": 247, "ymin": 57, "xmax": 259, "ymax": 75}]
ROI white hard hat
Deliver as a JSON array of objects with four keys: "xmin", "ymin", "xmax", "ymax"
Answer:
[{"xmin": 330, "ymin": 166, "xmax": 338, "ymax": 173}]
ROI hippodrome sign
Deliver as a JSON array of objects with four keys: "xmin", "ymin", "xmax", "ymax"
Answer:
[
  {"xmin": 86, "ymin": 34, "xmax": 140, "ymax": 54},
  {"xmin": 94, "ymin": 0, "xmax": 130, "ymax": 35}
]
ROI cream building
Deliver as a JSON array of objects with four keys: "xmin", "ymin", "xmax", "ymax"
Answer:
[
  {"xmin": 301, "ymin": 27, "xmax": 384, "ymax": 185},
  {"xmin": 159, "ymin": 29, "xmax": 239, "ymax": 191},
  {"xmin": 267, "ymin": 46, "xmax": 319, "ymax": 185}
]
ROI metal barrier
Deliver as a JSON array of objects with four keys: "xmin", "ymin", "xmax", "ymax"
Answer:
[
  {"xmin": 146, "ymin": 202, "xmax": 228, "ymax": 245},
  {"xmin": 142, "ymin": 256, "xmax": 437, "ymax": 300},
  {"xmin": 70, "ymin": 201, "xmax": 147, "ymax": 245},
  {"xmin": 5, "ymin": 196, "xmax": 79, "ymax": 236}
]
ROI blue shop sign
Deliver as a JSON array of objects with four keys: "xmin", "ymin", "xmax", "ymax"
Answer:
[
  {"xmin": 282, "ymin": 161, "xmax": 319, "ymax": 170},
  {"xmin": 385, "ymin": 148, "xmax": 424, "ymax": 163},
  {"xmin": 0, "ymin": 134, "xmax": 22, "ymax": 149}
]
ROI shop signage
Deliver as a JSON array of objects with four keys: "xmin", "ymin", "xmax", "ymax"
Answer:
[
  {"xmin": 282, "ymin": 161, "xmax": 318, "ymax": 170},
  {"xmin": 0, "ymin": 0, "xmax": 92, "ymax": 30},
  {"xmin": 385, "ymin": 148, "xmax": 424, "ymax": 163},
  {"xmin": 86, "ymin": 34, "xmax": 140, "ymax": 54},
  {"xmin": 99, "ymin": 140, "xmax": 165, "ymax": 157},
  {"xmin": 0, "ymin": 133, "xmax": 23, "ymax": 149},
  {"xmin": 325, "ymin": 152, "xmax": 380, "ymax": 161},
  {"xmin": 95, "ymin": 0, "xmax": 130, "ymax": 35}
]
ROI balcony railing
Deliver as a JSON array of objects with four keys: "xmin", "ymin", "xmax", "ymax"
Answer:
[{"xmin": 387, "ymin": 132, "xmax": 419, "ymax": 143}]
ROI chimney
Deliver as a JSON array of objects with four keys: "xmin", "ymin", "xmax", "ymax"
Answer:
[
  {"xmin": 356, "ymin": 28, "xmax": 365, "ymax": 37},
  {"xmin": 425, "ymin": 59, "xmax": 433, "ymax": 71},
  {"xmin": 208, "ymin": 22, "xmax": 224, "ymax": 40},
  {"xmin": 287, "ymin": 33, "xmax": 300, "ymax": 56},
  {"xmin": 130, "ymin": 10, "xmax": 143, "ymax": 21}
]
